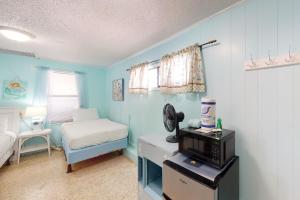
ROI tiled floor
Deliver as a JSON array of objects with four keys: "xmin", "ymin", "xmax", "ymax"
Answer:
[{"xmin": 0, "ymin": 151, "xmax": 137, "ymax": 200}]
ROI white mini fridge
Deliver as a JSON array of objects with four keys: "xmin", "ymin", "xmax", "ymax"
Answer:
[{"xmin": 163, "ymin": 153, "xmax": 239, "ymax": 200}]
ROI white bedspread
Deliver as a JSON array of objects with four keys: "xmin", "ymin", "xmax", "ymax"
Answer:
[
  {"xmin": 0, "ymin": 131, "xmax": 16, "ymax": 154},
  {"xmin": 0, "ymin": 131, "xmax": 16, "ymax": 166},
  {"xmin": 62, "ymin": 119, "xmax": 128, "ymax": 150}
]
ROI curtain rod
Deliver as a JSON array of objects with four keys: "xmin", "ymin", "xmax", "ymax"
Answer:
[{"xmin": 126, "ymin": 39, "xmax": 217, "ymax": 71}]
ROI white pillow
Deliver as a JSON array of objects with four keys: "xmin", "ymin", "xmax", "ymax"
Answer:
[
  {"xmin": 72, "ymin": 108, "xmax": 99, "ymax": 122},
  {"xmin": 0, "ymin": 116, "xmax": 8, "ymax": 133}
]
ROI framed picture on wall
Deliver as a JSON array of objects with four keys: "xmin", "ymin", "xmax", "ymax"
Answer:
[
  {"xmin": 3, "ymin": 77, "xmax": 28, "ymax": 100},
  {"xmin": 112, "ymin": 78, "xmax": 124, "ymax": 101}
]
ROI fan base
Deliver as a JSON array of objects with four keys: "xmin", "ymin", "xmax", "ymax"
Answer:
[{"xmin": 166, "ymin": 135, "xmax": 178, "ymax": 143}]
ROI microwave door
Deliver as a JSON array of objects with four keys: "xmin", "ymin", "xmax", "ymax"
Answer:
[
  {"xmin": 184, "ymin": 135, "xmax": 212, "ymax": 160},
  {"xmin": 183, "ymin": 136, "xmax": 194, "ymax": 152},
  {"xmin": 198, "ymin": 138, "xmax": 213, "ymax": 158}
]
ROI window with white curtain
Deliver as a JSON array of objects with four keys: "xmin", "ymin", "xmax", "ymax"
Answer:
[
  {"xmin": 159, "ymin": 44, "xmax": 206, "ymax": 94},
  {"xmin": 47, "ymin": 71, "xmax": 79, "ymax": 122},
  {"xmin": 128, "ymin": 62, "xmax": 150, "ymax": 94},
  {"xmin": 148, "ymin": 63, "xmax": 159, "ymax": 90}
]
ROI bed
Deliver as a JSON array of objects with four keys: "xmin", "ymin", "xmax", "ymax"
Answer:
[
  {"xmin": 61, "ymin": 109, "xmax": 128, "ymax": 173},
  {"xmin": 0, "ymin": 108, "xmax": 19, "ymax": 168},
  {"xmin": 0, "ymin": 132, "xmax": 17, "ymax": 167}
]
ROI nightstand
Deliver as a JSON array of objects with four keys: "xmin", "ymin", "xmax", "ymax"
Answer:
[{"xmin": 18, "ymin": 129, "xmax": 51, "ymax": 164}]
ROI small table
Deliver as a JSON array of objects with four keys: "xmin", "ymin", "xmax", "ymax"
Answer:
[{"xmin": 18, "ymin": 129, "xmax": 51, "ymax": 164}]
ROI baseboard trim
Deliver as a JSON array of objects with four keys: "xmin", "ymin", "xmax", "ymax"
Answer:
[{"xmin": 123, "ymin": 146, "xmax": 137, "ymax": 164}]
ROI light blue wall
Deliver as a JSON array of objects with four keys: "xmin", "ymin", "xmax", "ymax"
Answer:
[
  {"xmin": 0, "ymin": 53, "xmax": 107, "ymax": 146},
  {"xmin": 106, "ymin": 0, "xmax": 300, "ymax": 199}
]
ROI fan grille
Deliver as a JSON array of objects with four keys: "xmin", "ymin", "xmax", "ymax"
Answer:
[{"xmin": 163, "ymin": 104, "xmax": 176, "ymax": 132}]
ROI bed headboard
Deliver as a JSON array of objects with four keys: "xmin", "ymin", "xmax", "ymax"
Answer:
[{"xmin": 0, "ymin": 108, "xmax": 20, "ymax": 134}]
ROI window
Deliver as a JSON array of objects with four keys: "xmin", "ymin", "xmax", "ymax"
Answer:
[
  {"xmin": 148, "ymin": 63, "xmax": 159, "ymax": 90},
  {"xmin": 159, "ymin": 45, "xmax": 205, "ymax": 94},
  {"xmin": 47, "ymin": 71, "xmax": 79, "ymax": 122}
]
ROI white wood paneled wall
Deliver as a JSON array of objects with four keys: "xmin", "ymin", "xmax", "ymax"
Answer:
[
  {"xmin": 107, "ymin": 0, "xmax": 300, "ymax": 199},
  {"xmin": 203, "ymin": 0, "xmax": 300, "ymax": 199}
]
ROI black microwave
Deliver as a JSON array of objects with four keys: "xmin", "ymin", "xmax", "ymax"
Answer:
[{"xmin": 178, "ymin": 128, "xmax": 235, "ymax": 169}]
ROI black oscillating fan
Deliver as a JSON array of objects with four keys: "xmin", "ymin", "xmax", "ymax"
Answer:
[{"xmin": 163, "ymin": 103, "xmax": 184, "ymax": 143}]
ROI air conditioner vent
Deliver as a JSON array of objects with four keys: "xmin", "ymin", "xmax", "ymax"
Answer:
[{"xmin": 0, "ymin": 48, "xmax": 36, "ymax": 58}]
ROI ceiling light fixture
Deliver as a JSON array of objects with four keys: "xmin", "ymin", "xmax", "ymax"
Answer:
[{"xmin": 0, "ymin": 26, "xmax": 35, "ymax": 42}]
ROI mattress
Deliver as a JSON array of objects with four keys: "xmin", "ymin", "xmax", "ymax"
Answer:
[
  {"xmin": 62, "ymin": 119, "xmax": 128, "ymax": 150},
  {"xmin": 0, "ymin": 131, "xmax": 16, "ymax": 166}
]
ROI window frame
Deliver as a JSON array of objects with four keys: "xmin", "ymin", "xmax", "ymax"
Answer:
[
  {"xmin": 47, "ymin": 70, "xmax": 80, "ymax": 123},
  {"xmin": 148, "ymin": 62, "xmax": 160, "ymax": 91}
]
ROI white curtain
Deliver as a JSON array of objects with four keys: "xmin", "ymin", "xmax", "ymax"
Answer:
[
  {"xmin": 159, "ymin": 44, "xmax": 206, "ymax": 94},
  {"xmin": 128, "ymin": 62, "xmax": 149, "ymax": 94},
  {"xmin": 33, "ymin": 66, "xmax": 49, "ymax": 106},
  {"xmin": 75, "ymin": 72, "xmax": 88, "ymax": 108}
]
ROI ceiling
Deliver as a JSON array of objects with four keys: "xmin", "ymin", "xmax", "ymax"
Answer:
[{"xmin": 0, "ymin": 0, "xmax": 240, "ymax": 67}]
